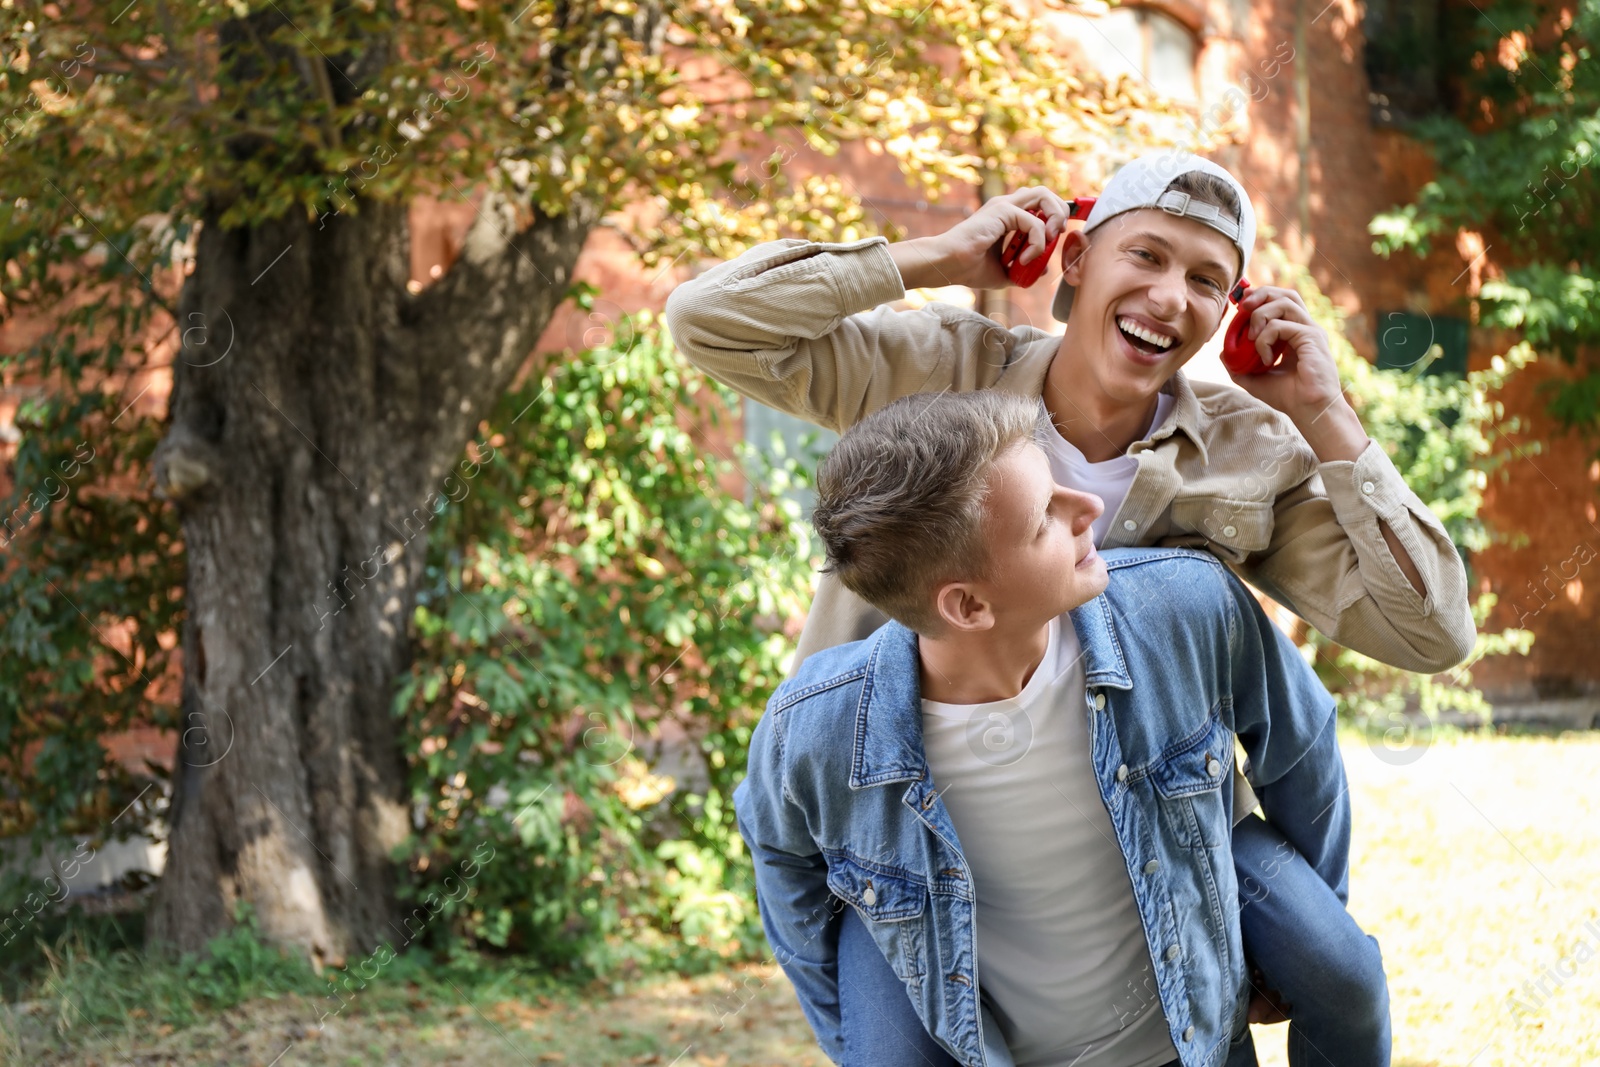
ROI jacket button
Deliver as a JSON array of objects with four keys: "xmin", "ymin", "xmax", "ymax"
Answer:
[
  {"xmin": 1092, "ymin": 692, "xmax": 1106, "ymax": 711},
  {"xmin": 1362, "ymin": 480, "xmax": 1376, "ymax": 494},
  {"xmin": 1143, "ymin": 859, "xmax": 1159, "ymax": 874},
  {"xmin": 1183, "ymin": 1024, "xmax": 1195, "ymax": 1041},
  {"xmin": 1165, "ymin": 943, "xmax": 1181, "ymax": 961},
  {"xmin": 1222, "ymin": 524, "xmax": 1237, "ymax": 538},
  {"xmin": 862, "ymin": 883, "xmax": 876, "ymax": 906},
  {"xmin": 1206, "ymin": 756, "xmax": 1223, "ymax": 777},
  {"xmin": 1115, "ymin": 764, "xmax": 1128, "ymax": 783},
  {"xmin": 1122, "ymin": 519, "xmax": 1137, "ymax": 532}
]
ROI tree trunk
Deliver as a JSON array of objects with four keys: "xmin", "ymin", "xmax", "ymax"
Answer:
[{"xmin": 147, "ymin": 190, "xmax": 595, "ymax": 961}]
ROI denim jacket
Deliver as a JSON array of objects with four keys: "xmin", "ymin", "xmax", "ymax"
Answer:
[{"xmin": 732, "ymin": 548, "xmax": 1350, "ymax": 1067}]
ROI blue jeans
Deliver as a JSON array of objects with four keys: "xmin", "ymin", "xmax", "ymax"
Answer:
[{"xmin": 1234, "ymin": 813, "xmax": 1391, "ymax": 1067}]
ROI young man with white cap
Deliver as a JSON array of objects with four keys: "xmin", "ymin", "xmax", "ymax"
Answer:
[{"xmin": 667, "ymin": 150, "xmax": 1474, "ymax": 1065}]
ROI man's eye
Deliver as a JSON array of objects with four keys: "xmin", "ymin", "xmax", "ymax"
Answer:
[
  {"xmin": 1134, "ymin": 249, "xmax": 1156, "ymax": 262},
  {"xmin": 1195, "ymin": 276, "xmax": 1223, "ymax": 292}
]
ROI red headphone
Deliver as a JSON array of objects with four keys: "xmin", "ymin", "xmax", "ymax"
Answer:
[
  {"xmin": 1219, "ymin": 279, "xmax": 1288, "ymax": 375},
  {"xmin": 1000, "ymin": 198, "xmax": 1285, "ymax": 376},
  {"xmin": 999, "ymin": 199, "xmax": 1092, "ymax": 288}
]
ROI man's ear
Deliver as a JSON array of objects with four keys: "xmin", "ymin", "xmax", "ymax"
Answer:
[
  {"xmin": 1059, "ymin": 230, "xmax": 1091, "ymax": 286},
  {"xmin": 931, "ymin": 580, "xmax": 996, "ymax": 635}
]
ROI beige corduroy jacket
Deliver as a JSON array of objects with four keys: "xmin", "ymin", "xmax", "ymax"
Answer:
[{"xmin": 665, "ymin": 235, "xmax": 1477, "ymax": 811}]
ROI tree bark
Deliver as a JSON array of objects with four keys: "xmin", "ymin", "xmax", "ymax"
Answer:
[{"xmin": 147, "ymin": 190, "xmax": 596, "ymax": 961}]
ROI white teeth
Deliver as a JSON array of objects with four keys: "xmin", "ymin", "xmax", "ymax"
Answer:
[{"xmin": 1117, "ymin": 316, "xmax": 1176, "ymax": 350}]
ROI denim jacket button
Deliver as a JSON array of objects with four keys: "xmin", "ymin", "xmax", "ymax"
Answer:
[
  {"xmin": 1116, "ymin": 764, "xmax": 1129, "ymax": 783},
  {"xmin": 1142, "ymin": 859, "xmax": 1160, "ymax": 875},
  {"xmin": 1206, "ymin": 756, "xmax": 1223, "ymax": 777},
  {"xmin": 1182, "ymin": 1024, "xmax": 1195, "ymax": 1041},
  {"xmin": 1092, "ymin": 692, "xmax": 1106, "ymax": 711},
  {"xmin": 1165, "ymin": 943, "xmax": 1181, "ymax": 961},
  {"xmin": 862, "ymin": 883, "xmax": 877, "ymax": 906}
]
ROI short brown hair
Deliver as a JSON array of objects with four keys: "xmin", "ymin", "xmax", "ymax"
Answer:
[{"xmin": 810, "ymin": 391, "xmax": 1043, "ymax": 634}]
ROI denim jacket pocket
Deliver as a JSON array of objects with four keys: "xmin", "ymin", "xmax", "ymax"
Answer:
[
  {"xmin": 825, "ymin": 851, "xmax": 928, "ymax": 922},
  {"xmin": 1169, "ymin": 496, "xmax": 1275, "ymax": 564},
  {"xmin": 826, "ymin": 851, "xmax": 928, "ymax": 984},
  {"xmin": 1148, "ymin": 715, "xmax": 1233, "ymax": 850}
]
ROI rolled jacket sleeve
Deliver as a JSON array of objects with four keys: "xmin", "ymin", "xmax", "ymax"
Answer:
[
  {"xmin": 1245, "ymin": 437, "xmax": 1476, "ymax": 673},
  {"xmin": 664, "ymin": 236, "xmax": 1023, "ymax": 432}
]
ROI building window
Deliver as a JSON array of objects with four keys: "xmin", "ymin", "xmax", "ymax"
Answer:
[
  {"xmin": 1375, "ymin": 310, "xmax": 1468, "ymax": 426},
  {"xmin": 1363, "ymin": 0, "xmax": 1473, "ymax": 125},
  {"xmin": 1090, "ymin": 6, "xmax": 1199, "ymax": 105},
  {"xmin": 1375, "ymin": 311, "xmax": 1467, "ymax": 376}
]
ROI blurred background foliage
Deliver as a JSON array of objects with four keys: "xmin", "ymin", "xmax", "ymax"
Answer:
[
  {"xmin": 392, "ymin": 305, "xmax": 814, "ymax": 976},
  {"xmin": 1371, "ymin": 0, "xmax": 1600, "ymax": 443}
]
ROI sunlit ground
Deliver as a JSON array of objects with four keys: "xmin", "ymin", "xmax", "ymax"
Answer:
[
  {"xmin": 1252, "ymin": 729, "xmax": 1600, "ymax": 1067},
  {"xmin": 8, "ymin": 732, "xmax": 1598, "ymax": 1066}
]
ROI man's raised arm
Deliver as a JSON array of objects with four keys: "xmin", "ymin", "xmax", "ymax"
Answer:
[{"xmin": 662, "ymin": 188, "xmax": 1072, "ymax": 432}]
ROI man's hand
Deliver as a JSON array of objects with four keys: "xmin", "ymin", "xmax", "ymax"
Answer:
[
  {"xmin": 1224, "ymin": 283, "xmax": 1376, "ymax": 464},
  {"xmin": 1224, "ymin": 285, "xmax": 1345, "ymax": 421},
  {"xmin": 888, "ymin": 186, "xmax": 1075, "ymax": 291},
  {"xmin": 1247, "ymin": 965, "xmax": 1292, "ymax": 1025}
]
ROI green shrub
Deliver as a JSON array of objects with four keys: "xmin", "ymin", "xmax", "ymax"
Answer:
[
  {"xmin": 0, "ymin": 207, "xmax": 182, "ymax": 868},
  {"xmin": 393, "ymin": 302, "xmax": 815, "ymax": 978}
]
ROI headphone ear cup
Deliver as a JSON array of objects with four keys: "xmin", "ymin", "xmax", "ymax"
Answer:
[
  {"xmin": 1222, "ymin": 308, "xmax": 1291, "ymax": 375},
  {"xmin": 1001, "ymin": 208, "xmax": 1060, "ymax": 289},
  {"xmin": 1221, "ymin": 311, "xmax": 1267, "ymax": 375}
]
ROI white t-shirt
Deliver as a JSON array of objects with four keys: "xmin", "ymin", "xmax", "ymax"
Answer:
[
  {"xmin": 920, "ymin": 615, "xmax": 1178, "ymax": 1067},
  {"xmin": 1038, "ymin": 393, "xmax": 1175, "ymax": 548}
]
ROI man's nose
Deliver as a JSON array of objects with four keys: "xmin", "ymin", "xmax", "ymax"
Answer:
[
  {"xmin": 1147, "ymin": 268, "xmax": 1188, "ymax": 318},
  {"xmin": 1065, "ymin": 488, "xmax": 1104, "ymax": 527}
]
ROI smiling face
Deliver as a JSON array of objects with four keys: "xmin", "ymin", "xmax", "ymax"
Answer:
[
  {"xmin": 931, "ymin": 441, "xmax": 1109, "ymax": 634},
  {"xmin": 1056, "ymin": 208, "xmax": 1240, "ymax": 406}
]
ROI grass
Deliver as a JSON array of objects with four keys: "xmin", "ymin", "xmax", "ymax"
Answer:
[
  {"xmin": 1252, "ymin": 727, "xmax": 1600, "ymax": 1067},
  {"xmin": 3, "ymin": 730, "xmax": 1597, "ymax": 1066}
]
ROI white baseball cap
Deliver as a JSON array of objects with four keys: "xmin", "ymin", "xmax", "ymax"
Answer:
[{"xmin": 1052, "ymin": 151, "xmax": 1256, "ymax": 323}]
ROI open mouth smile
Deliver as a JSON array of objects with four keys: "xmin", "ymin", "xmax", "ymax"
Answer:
[{"xmin": 1116, "ymin": 315, "xmax": 1178, "ymax": 356}]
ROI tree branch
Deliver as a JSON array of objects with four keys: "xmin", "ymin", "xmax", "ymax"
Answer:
[{"xmin": 402, "ymin": 188, "xmax": 602, "ymax": 478}]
